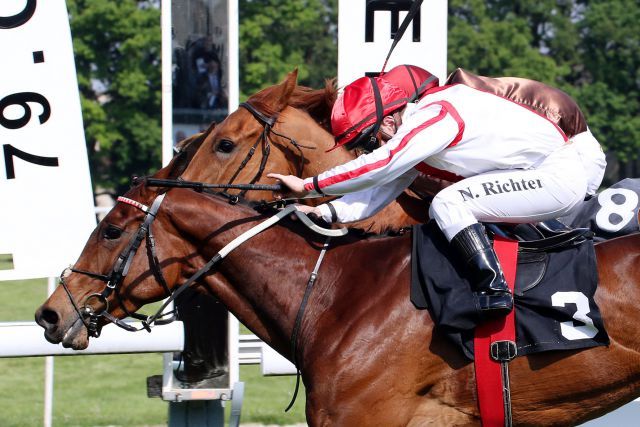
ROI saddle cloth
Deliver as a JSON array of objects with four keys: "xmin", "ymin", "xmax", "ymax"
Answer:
[
  {"xmin": 411, "ymin": 220, "xmax": 610, "ymax": 360},
  {"xmin": 560, "ymin": 177, "xmax": 640, "ymax": 240}
]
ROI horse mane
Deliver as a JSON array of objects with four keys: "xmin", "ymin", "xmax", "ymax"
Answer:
[
  {"xmin": 289, "ymin": 80, "xmax": 338, "ymax": 131},
  {"xmin": 247, "ymin": 79, "xmax": 338, "ymax": 132}
]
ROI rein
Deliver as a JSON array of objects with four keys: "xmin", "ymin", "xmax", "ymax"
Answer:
[
  {"xmin": 222, "ymin": 102, "xmax": 314, "ymax": 204},
  {"xmin": 61, "ymin": 194, "xmax": 171, "ymax": 337},
  {"xmin": 142, "ymin": 177, "xmax": 282, "ymax": 192},
  {"xmin": 61, "ymin": 191, "xmax": 346, "ymax": 338}
]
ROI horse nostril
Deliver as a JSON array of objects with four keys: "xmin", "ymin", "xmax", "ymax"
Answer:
[{"xmin": 40, "ymin": 308, "xmax": 59, "ymax": 326}]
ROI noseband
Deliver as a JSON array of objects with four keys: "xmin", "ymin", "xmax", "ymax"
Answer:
[
  {"xmin": 60, "ymin": 193, "xmax": 171, "ymax": 337},
  {"xmin": 222, "ymin": 102, "xmax": 311, "ymax": 203}
]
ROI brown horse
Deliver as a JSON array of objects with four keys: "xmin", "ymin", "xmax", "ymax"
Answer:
[
  {"xmin": 36, "ymin": 184, "xmax": 640, "ymax": 426},
  {"xmin": 178, "ymin": 70, "xmax": 429, "ymax": 233}
]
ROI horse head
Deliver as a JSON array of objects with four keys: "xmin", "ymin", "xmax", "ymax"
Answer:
[
  {"xmin": 34, "ymin": 183, "xmax": 180, "ymax": 349},
  {"xmin": 32, "ymin": 137, "xmax": 214, "ymax": 350},
  {"xmin": 180, "ymin": 70, "xmax": 426, "ymax": 231},
  {"xmin": 181, "ymin": 70, "xmax": 352, "ymax": 200}
]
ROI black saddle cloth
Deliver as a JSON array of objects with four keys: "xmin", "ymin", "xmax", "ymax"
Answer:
[{"xmin": 411, "ymin": 221, "xmax": 610, "ymax": 360}]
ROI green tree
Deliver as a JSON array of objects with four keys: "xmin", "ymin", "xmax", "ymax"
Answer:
[
  {"xmin": 448, "ymin": 0, "xmax": 640, "ymax": 180},
  {"xmin": 448, "ymin": 0, "xmax": 570, "ymax": 88},
  {"xmin": 239, "ymin": 0, "xmax": 338, "ymax": 98},
  {"xmin": 575, "ymin": 0, "xmax": 640, "ymax": 166},
  {"xmin": 68, "ymin": 0, "xmax": 161, "ymax": 195}
]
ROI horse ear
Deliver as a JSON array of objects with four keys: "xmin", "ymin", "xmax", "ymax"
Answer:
[
  {"xmin": 247, "ymin": 69, "xmax": 299, "ymax": 115},
  {"xmin": 271, "ymin": 69, "xmax": 298, "ymax": 112},
  {"xmin": 283, "ymin": 69, "xmax": 299, "ymax": 92}
]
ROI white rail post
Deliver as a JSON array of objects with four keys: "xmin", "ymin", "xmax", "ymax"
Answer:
[{"xmin": 44, "ymin": 277, "xmax": 56, "ymax": 427}]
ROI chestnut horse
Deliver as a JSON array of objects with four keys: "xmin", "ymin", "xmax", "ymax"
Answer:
[
  {"xmin": 36, "ymin": 184, "xmax": 640, "ymax": 426},
  {"xmin": 178, "ymin": 70, "xmax": 429, "ymax": 233}
]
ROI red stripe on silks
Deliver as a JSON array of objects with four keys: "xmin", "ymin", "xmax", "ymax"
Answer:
[
  {"xmin": 316, "ymin": 105, "xmax": 450, "ymax": 190},
  {"xmin": 411, "ymin": 101, "xmax": 466, "ymax": 183},
  {"xmin": 420, "ymin": 101, "xmax": 465, "ymax": 147},
  {"xmin": 414, "ymin": 162, "xmax": 465, "ymax": 183},
  {"xmin": 474, "ymin": 236, "xmax": 518, "ymax": 427}
]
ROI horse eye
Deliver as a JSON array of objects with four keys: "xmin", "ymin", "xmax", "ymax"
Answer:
[
  {"xmin": 103, "ymin": 225, "xmax": 123, "ymax": 240},
  {"xmin": 216, "ymin": 139, "xmax": 235, "ymax": 153}
]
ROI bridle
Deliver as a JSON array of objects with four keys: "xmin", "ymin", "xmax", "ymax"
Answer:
[
  {"xmin": 222, "ymin": 101, "xmax": 313, "ymax": 204},
  {"xmin": 60, "ymin": 193, "xmax": 172, "ymax": 337},
  {"xmin": 58, "ymin": 100, "xmax": 312, "ymax": 336},
  {"xmin": 57, "ymin": 184, "xmax": 338, "ymax": 338},
  {"xmin": 57, "ymin": 183, "xmax": 347, "ymax": 413}
]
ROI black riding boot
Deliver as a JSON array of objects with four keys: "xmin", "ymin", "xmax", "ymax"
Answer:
[{"xmin": 451, "ymin": 223, "xmax": 513, "ymax": 316}]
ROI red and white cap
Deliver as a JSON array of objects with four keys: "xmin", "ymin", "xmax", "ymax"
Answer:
[
  {"xmin": 331, "ymin": 76, "xmax": 409, "ymax": 149},
  {"xmin": 380, "ymin": 64, "xmax": 439, "ymax": 102}
]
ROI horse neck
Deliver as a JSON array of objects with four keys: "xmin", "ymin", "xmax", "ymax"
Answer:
[{"xmin": 165, "ymin": 189, "xmax": 324, "ymax": 357}]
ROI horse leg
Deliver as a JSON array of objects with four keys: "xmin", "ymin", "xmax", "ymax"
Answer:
[{"xmin": 305, "ymin": 382, "xmax": 478, "ymax": 426}]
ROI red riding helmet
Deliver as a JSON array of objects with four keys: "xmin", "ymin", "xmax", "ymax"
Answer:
[
  {"xmin": 381, "ymin": 64, "xmax": 439, "ymax": 102},
  {"xmin": 331, "ymin": 76, "xmax": 409, "ymax": 150}
]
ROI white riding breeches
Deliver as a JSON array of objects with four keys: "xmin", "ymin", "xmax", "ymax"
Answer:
[{"xmin": 429, "ymin": 143, "xmax": 588, "ymax": 241}]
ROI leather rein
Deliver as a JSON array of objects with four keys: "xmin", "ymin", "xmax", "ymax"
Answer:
[
  {"xmin": 61, "ymin": 193, "xmax": 173, "ymax": 337},
  {"xmin": 222, "ymin": 101, "xmax": 313, "ymax": 204},
  {"xmin": 58, "ymin": 101, "xmax": 319, "ymax": 338}
]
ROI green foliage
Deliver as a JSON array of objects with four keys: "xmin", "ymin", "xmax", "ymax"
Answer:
[
  {"xmin": 448, "ymin": 0, "xmax": 567, "ymax": 83},
  {"xmin": 67, "ymin": 0, "xmax": 640, "ymax": 190},
  {"xmin": 448, "ymin": 0, "xmax": 640, "ymax": 171},
  {"xmin": 68, "ymin": 0, "xmax": 162, "ymax": 195},
  {"xmin": 239, "ymin": 0, "xmax": 337, "ymax": 97},
  {"xmin": 577, "ymin": 0, "xmax": 640, "ymax": 163}
]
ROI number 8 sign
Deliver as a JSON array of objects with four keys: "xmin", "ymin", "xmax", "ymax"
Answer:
[{"xmin": 0, "ymin": 0, "xmax": 96, "ymax": 280}]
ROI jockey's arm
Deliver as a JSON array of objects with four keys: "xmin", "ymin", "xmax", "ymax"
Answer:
[
  {"xmin": 303, "ymin": 104, "xmax": 459, "ymax": 196},
  {"xmin": 313, "ymin": 169, "xmax": 420, "ymax": 223}
]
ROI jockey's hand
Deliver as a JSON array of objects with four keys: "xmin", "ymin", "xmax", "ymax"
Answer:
[
  {"xmin": 294, "ymin": 204, "xmax": 322, "ymax": 217},
  {"xmin": 267, "ymin": 173, "xmax": 309, "ymax": 199},
  {"xmin": 293, "ymin": 204, "xmax": 330, "ymax": 227}
]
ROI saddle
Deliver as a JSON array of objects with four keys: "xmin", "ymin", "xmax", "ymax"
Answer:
[
  {"xmin": 410, "ymin": 220, "xmax": 609, "ymax": 359},
  {"xmin": 485, "ymin": 221, "xmax": 594, "ymax": 296}
]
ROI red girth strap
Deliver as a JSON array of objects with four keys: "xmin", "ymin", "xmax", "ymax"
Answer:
[{"xmin": 474, "ymin": 236, "xmax": 518, "ymax": 426}]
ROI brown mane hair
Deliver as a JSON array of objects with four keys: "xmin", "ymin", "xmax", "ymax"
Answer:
[{"xmin": 247, "ymin": 78, "xmax": 338, "ymax": 132}]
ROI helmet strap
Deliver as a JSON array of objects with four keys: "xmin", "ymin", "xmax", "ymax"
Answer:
[{"xmin": 368, "ymin": 77, "xmax": 385, "ymax": 146}]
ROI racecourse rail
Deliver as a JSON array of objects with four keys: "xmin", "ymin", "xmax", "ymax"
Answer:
[{"xmin": 0, "ymin": 321, "xmax": 283, "ymax": 369}]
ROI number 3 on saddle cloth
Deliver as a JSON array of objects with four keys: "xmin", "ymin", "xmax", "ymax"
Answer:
[{"xmin": 410, "ymin": 220, "xmax": 610, "ymax": 359}]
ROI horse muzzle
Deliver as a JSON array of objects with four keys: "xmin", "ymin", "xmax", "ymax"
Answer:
[{"xmin": 35, "ymin": 304, "xmax": 91, "ymax": 350}]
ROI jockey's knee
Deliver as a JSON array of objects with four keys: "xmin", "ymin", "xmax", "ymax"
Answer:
[{"xmin": 429, "ymin": 190, "xmax": 477, "ymax": 241}]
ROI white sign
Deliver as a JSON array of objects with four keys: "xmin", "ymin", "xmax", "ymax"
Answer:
[
  {"xmin": 338, "ymin": 0, "xmax": 448, "ymax": 87},
  {"xmin": 0, "ymin": 0, "xmax": 96, "ymax": 280}
]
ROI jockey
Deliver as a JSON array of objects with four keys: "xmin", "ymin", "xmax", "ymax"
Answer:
[{"xmin": 268, "ymin": 70, "xmax": 606, "ymax": 317}]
